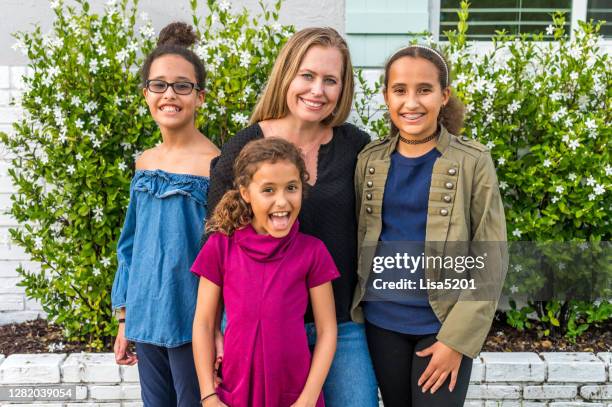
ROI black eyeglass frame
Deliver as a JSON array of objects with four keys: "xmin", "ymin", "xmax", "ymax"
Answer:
[{"xmin": 145, "ymin": 79, "xmax": 202, "ymax": 95}]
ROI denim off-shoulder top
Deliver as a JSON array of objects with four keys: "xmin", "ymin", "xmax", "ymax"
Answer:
[{"xmin": 111, "ymin": 169, "xmax": 209, "ymax": 347}]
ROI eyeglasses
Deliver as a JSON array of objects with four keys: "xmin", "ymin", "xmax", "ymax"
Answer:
[{"xmin": 145, "ymin": 79, "xmax": 201, "ymax": 95}]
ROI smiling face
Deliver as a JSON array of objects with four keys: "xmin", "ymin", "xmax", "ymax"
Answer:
[
  {"xmin": 239, "ymin": 160, "xmax": 302, "ymax": 238},
  {"xmin": 384, "ymin": 56, "xmax": 450, "ymax": 140},
  {"xmin": 285, "ymin": 45, "xmax": 343, "ymax": 124},
  {"xmin": 143, "ymin": 54, "xmax": 204, "ymax": 132}
]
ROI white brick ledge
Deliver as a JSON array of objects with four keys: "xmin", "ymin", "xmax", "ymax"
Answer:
[{"xmin": 0, "ymin": 352, "xmax": 610, "ymax": 405}]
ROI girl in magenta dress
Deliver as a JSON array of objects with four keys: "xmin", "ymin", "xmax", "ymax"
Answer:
[{"xmin": 191, "ymin": 138, "xmax": 339, "ymax": 407}]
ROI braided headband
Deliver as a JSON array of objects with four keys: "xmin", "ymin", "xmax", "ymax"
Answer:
[{"xmin": 392, "ymin": 44, "xmax": 449, "ymax": 87}]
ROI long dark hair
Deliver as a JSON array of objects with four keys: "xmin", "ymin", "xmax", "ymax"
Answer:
[
  {"xmin": 206, "ymin": 138, "xmax": 310, "ymax": 236},
  {"xmin": 383, "ymin": 45, "xmax": 464, "ymax": 135},
  {"xmin": 140, "ymin": 22, "xmax": 206, "ymax": 89}
]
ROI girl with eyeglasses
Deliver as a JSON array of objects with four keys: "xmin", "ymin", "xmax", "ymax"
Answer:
[{"xmin": 111, "ymin": 22, "xmax": 219, "ymax": 406}]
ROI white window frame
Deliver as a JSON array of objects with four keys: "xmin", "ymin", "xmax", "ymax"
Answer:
[{"xmin": 431, "ymin": 0, "xmax": 611, "ymax": 47}]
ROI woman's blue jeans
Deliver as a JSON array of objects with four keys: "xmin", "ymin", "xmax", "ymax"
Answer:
[{"xmin": 306, "ymin": 321, "xmax": 379, "ymax": 407}]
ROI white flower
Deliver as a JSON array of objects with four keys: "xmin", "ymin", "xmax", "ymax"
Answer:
[
  {"xmin": 50, "ymin": 0, "xmax": 60, "ymax": 9},
  {"xmin": 139, "ymin": 11, "xmax": 149, "ymax": 21},
  {"xmin": 546, "ymin": 25, "xmax": 555, "ymax": 35},
  {"xmin": 507, "ymin": 100, "xmax": 521, "ymax": 113},
  {"xmin": 498, "ymin": 74, "xmax": 511, "ymax": 85},
  {"xmin": 140, "ymin": 25, "xmax": 155, "ymax": 38},
  {"xmin": 93, "ymin": 206, "xmax": 104, "ymax": 222},
  {"xmin": 239, "ymin": 50, "xmax": 252, "ymax": 68},
  {"xmin": 588, "ymin": 193, "xmax": 596, "ymax": 201},
  {"xmin": 92, "ymin": 138, "xmax": 102, "ymax": 148},
  {"xmin": 91, "ymin": 115, "xmax": 101, "ymax": 126},
  {"xmin": 585, "ymin": 118, "xmax": 597, "ymax": 130},
  {"xmin": 543, "ymin": 159, "xmax": 551, "ymax": 168},
  {"xmin": 101, "ymin": 58, "xmax": 110, "ymax": 68},
  {"xmin": 485, "ymin": 141, "xmax": 495, "ymax": 149},
  {"xmin": 34, "ymin": 236, "xmax": 43, "ymax": 250},
  {"xmin": 497, "ymin": 157, "xmax": 506, "ymax": 165},
  {"xmin": 47, "ymin": 343, "xmax": 57, "ymax": 352},
  {"xmin": 569, "ymin": 72, "xmax": 579, "ymax": 81},
  {"xmin": 564, "ymin": 117, "xmax": 573, "ymax": 128},
  {"xmin": 605, "ymin": 165, "xmax": 612, "ymax": 177},
  {"xmin": 568, "ymin": 139, "xmax": 580, "ymax": 151},
  {"xmin": 74, "ymin": 119, "xmax": 84, "ymax": 129},
  {"xmin": 66, "ymin": 164, "xmax": 75, "ymax": 175},
  {"xmin": 533, "ymin": 82, "xmax": 542, "ymax": 91},
  {"xmin": 499, "ymin": 181, "xmax": 508, "ymax": 190},
  {"xmin": 118, "ymin": 162, "xmax": 127, "ymax": 171},
  {"xmin": 116, "ymin": 49, "xmax": 130, "ymax": 63},
  {"xmin": 77, "ymin": 53, "xmax": 85, "ymax": 65},
  {"xmin": 568, "ymin": 173, "xmax": 577, "ymax": 181},
  {"xmin": 578, "ymin": 95, "xmax": 589, "ymax": 111},
  {"xmin": 555, "ymin": 185, "xmax": 564, "ymax": 194},
  {"xmin": 92, "ymin": 267, "xmax": 101, "ymax": 276},
  {"xmin": 550, "ymin": 92, "xmax": 563, "ymax": 101},
  {"xmin": 137, "ymin": 105, "xmax": 148, "ymax": 116},
  {"xmin": 569, "ymin": 47, "xmax": 581, "ymax": 59},
  {"xmin": 121, "ymin": 142, "xmax": 132, "ymax": 150},
  {"xmin": 76, "ymin": 153, "xmax": 83, "ymax": 161},
  {"xmin": 96, "ymin": 45, "xmax": 106, "ymax": 55},
  {"xmin": 101, "ymin": 257, "xmax": 111, "ymax": 267},
  {"xmin": 34, "ymin": 96, "xmax": 42, "ymax": 105},
  {"xmin": 231, "ymin": 112, "xmax": 249, "ymax": 126},
  {"xmin": 71, "ymin": 96, "xmax": 81, "ymax": 107},
  {"xmin": 218, "ymin": 0, "xmax": 231, "ymax": 12},
  {"xmin": 586, "ymin": 176, "xmax": 596, "ymax": 186},
  {"xmin": 562, "ymin": 134, "xmax": 570, "ymax": 143},
  {"xmin": 594, "ymin": 184, "xmax": 605, "ymax": 195},
  {"xmin": 512, "ymin": 229, "xmax": 522, "ymax": 238},
  {"xmin": 510, "ymin": 285, "xmax": 519, "ymax": 294},
  {"xmin": 89, "ymin": 59, "xmax": 98, "ymax": 74},
  {"xmin": 84, "ymin": 101, "xmax": 98, "ymax": 113},
  {"xmin": 552, "ymin": 107, "xmax": 567, "ymax": 121}
]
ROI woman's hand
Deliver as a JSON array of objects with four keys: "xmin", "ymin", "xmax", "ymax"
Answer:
[
  {"xmin": 113, "ymin": 323, "xmax": 137, "ymax": 365},
  {"xmin": 416, "ymin": 341, "xmax": 462, "ymax": 393},
  {"xmin": 214, "ymin": 329, "xmax": 224, "ymax": 387}
]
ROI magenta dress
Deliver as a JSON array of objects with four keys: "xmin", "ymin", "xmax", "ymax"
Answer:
[{"xmin": 191, "ymin": 221, "xmax": 339, "ymax": 407}]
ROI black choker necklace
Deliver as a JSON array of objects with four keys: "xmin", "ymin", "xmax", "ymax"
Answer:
[{"xmin": 399, "ymin": 130, "xmax": 439, "ymax": 145}]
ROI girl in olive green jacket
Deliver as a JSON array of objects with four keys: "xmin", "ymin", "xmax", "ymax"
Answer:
[{"xmin": 351, "ymin": 45, "xmax": 507, "ymax": 407}]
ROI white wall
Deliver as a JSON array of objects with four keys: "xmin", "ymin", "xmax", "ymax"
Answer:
[{"xmin": 0, "ymin": 0, "xmax": 345, "ymax": 65}]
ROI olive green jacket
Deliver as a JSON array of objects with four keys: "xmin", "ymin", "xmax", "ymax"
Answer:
[{"xmin": 351, "ymin": 126, "xmax": 508, "ymax": 358}]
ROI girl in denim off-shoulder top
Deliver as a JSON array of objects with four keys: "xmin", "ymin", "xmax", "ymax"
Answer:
[{"xmin": 111, "ymin": 22, "xmax": 219, "ymax": 407}]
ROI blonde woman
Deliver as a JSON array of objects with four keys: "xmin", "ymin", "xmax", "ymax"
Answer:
[{"xmin": 203, "ymin": 28, "xmax": 379, "ymax": 407}]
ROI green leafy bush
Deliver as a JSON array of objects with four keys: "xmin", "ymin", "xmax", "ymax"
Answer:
[
  {"xmin": 0, "ymin": 0, "xmax": 293, "ymax": 348},
  {"xmin": 191, "ymin": 0, "xmax": 294, "ymax": 146},
  {"xmin": 354, "ymin": 1, "xmax": 611, "ymax": 339}
]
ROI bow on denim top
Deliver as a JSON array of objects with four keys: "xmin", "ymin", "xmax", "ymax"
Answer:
[{"xmin": 111, "ymin": 169, "xmax": 209, "ymax": 347}]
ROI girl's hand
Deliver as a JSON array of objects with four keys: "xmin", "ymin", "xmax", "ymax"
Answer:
[
  {"xmin": 202, "ymin": 394, "xmax": 228, "ymax": 407},
  {"xmin": 416, "ymin": 341, "xmax": 462, "ymax": 393},
  {"xmin": 113, "ymin": 323, "xmax": 137, "ymax": 365}
]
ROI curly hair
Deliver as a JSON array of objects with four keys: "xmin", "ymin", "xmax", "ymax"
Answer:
[
  {"xmin": 206, "ymin": 138, "xmax": 310, "ymax": 236},
  {"xmin": 140, "ymin": 22, "xmax": 206, "ymax": 90},
  {"xmin": 383, "ymin": 45, "xmax": 464, "ymax": 136}
]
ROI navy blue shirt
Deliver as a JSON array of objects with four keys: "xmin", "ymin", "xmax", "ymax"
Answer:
[{"xmin": 364, "ymin": 147, "xmax": 442, "ymax": 335}]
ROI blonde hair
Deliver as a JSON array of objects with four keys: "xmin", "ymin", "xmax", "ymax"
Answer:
[
  {"xmin": 206, "ymin": 138, "xmax": 310, "ymax": 236},
  {"xmin": 250, "ymin": 27, "xmax": 354, "ymax": 127}
]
